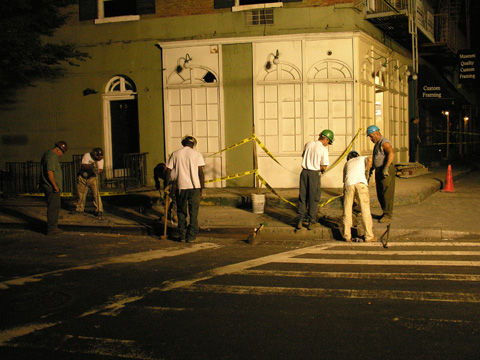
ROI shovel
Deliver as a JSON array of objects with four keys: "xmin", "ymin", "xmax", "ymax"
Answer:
[{"xmin": 161, "ymin": 194, "xmax": 170, "ymax": 240}]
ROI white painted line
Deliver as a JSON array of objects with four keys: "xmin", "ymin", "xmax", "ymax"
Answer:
[
  {"xmin": 279, "ymin": 258, "xmax": 480, "ymax": 266},
  {"xmin": 61, "ymin": 334, "xmax": 154, "ymax": 359},
  {"xmin": 182, "ymin": 284, "xmax": 480, "ymax": 303},
  {"xmin": 237, "ymin": 270, "xmax": 480, "ymax": 282},
  {"xmin": 1, "ymin": 243, "xmax": 221, "ymax": 289},
  {"xmin": 158, "ymin": 244, "xmax": 335, "ymax": 292},
  {"xmin": 329, "ymin": 242, "xmax": 480, "ymax": 247},
  {"xmin": 310, "ymin": 250, "xmax": 480, "ymax": 256},
  {"xmin": 0, "ymin": 322, "xmax": 61, "ymax": 346}
]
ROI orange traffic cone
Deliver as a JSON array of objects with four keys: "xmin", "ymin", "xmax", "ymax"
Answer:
[{"xmin": 442, "ymin": 165, "xmax": 455, "ymax": 193}]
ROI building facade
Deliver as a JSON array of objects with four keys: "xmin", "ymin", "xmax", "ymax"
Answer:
[{"xmin": 1, "ymin": 0, "xmax": 474, "ymax": 189}]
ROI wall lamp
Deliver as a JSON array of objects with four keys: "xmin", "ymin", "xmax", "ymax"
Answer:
[
  {"xmin": 394, "ymin": 64, "xmax": 418, "ymax": 80},
  {"xmin": 265, "ymin": 49, "xmax": 280, "ymax": 70},
  {"xmin": 175, "ymin": 53, "xmax": 193, "ymax": 73}
]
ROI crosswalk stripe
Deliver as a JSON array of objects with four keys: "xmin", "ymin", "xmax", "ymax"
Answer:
[
  {"xmin": 236, "ymin": 270, "xmax": 480, "ymax": 281},
  {"xmin": 180, "ymin": 284, "xmax": 480, "ymax": 303},
  {"xmin": 320, "ymin": 242, "xmax": 480, "ymax": 247},
  {"xmin": 279, "ymin": 258, "xmax": 480, "ymax": 266},
  {"xmin": 307, "ymin": 250, "xmax": 480, "ymax": 256}
]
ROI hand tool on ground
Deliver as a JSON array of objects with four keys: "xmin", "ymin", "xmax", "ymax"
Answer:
[
  {"xmin": 379, "ymin": 224, "xmax": 390, "ymax": 248},
  {"xmin": 161, "ymin": 194, "xmax": 170, "ymax": 240},
  {"xmin": 247, "ymin": 223, "xmax": 267, "ymax": 245}
]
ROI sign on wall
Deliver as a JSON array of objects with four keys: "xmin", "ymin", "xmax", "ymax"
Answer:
[{"xmin": 458, "ymin": 51, "xmax": 477, "ymax": 84}]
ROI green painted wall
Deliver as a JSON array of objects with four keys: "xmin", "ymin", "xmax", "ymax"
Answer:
[
  {"xmin": 222, "ymin": 44, "xmax": 254, "ymax": 187},
  {"xmin": 0, "ymin": 4, "xmax": 389, "ymax": 187}
]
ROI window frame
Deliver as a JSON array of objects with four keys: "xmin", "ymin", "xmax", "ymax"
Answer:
[
  {"xmin": 232, "ymin": 1, "xmax": 283, "ymax": 12},
  {"xmin": 95, "ymin": 0, "xmax": 140, "ymax": 24}
]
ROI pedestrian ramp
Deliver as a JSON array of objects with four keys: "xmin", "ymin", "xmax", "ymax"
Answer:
[{"xmin": 167, "ymin": 241, "xmax": 480, "ymax": 304}]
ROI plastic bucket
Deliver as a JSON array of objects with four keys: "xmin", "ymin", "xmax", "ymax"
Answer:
[{"xmin": 251, "ymin": 193, "xmax": 265, "ymax": 214}]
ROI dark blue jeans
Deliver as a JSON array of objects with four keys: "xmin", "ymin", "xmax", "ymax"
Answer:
[
  {"xmin": 297, "ymin": 169, "xmax": 321, "ymax": 223},
  {"xmin": 176, "ymin": 188, "xmax": 201, "ymax": 240},
  {"xmin": 43, "ymin": 185, "xmax": 61, "ymax": 233}
]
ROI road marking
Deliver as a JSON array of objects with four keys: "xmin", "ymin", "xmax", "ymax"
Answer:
[
  {"xmin": 237, "ymin": 270, "xmax": 480, "ymax": 282},
  {"xmin": 0, "ymin": 243, "xmax": 221, "ymax": 289},
  {"xmin": 0, "ymin": 322, "xmax": 61, "ymax": 346},
  {"xmin": 158, "ymin": 244, "xmax": 334, "ymax": 292},
  {"xmin": 310, "ymin": 250, "xmax": 480, "ymax": 256},
  {"xmin": 181, "ymin": 284, "xmax": 480, "ymax": 303},
  {"xmin": 279, "ymin": 258, "xmax": 480, "ymax": 266},
  {"xmin": 336, "ymin": 242, "xmax": 480, "ymax": 247}
]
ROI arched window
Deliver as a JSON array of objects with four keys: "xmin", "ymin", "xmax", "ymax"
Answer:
[
  {"xmin": 166, "ymin": 65, "xmax": 220, "ymax": 156},
  {"xmin": 256, "ymin": 62, "xmax": 303, "ymax": 153},
  {"xmin": 307, "ymin": 60, "xmax": 353, "ymax": 152},
  {"xmin": 105, "ymin": 75, "xmax": 136, "ymax": 94}
]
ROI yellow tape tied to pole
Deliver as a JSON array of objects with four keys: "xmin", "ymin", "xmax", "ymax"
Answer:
[{"xmin": 204, "ymin": 128, "xmax": 364, "ymax": 208}]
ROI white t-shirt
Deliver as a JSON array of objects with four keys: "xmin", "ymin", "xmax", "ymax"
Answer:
[
  {"xmin": 344, "ymin": 156, "xmax": 368, "ymax": 187},
  {"xmin": 166, "ymin": 146, "xmax": 205, "ymax": 190},
  {"xmin": 301, "ymin": 140, "xmax": 329, "ymax": 171},
  {"xmin": 82, "ymin": 152, "xmax": 104, "ymax": 170}
]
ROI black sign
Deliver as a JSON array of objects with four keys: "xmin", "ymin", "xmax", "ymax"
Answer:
[{"xmin": 458, "ymin": 51, "xmax": 477, "ymax": 84}]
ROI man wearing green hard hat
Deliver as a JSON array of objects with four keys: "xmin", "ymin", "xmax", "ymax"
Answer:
[
  {"xmin": 295, "ymin": 129, "xmax": 333, "ymax": 230},
  {"xmin": 367, "ymin": 125, "xmax": 395, "ymax": 223}
]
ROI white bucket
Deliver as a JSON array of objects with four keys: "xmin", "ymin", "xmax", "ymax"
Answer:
[{"xmin": 251, "ymin": 193, "xmax": 265, "ymax": 214}]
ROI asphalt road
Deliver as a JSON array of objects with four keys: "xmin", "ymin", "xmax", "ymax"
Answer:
[{"xmin": 0, "ymin": 230, "xmax": 479, "ymax": 359}]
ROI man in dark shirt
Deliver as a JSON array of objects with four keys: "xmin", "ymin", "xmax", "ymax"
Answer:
[{"xmin": 40, "ymin": 141, "xmax": 68, "ymax": 235}]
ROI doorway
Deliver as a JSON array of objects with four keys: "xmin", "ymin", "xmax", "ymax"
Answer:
[
  {"xmin": 110, "ymin": 100, "xmax": 140, "ymax": 172},
  {"xmin": 103, "ymin": 76, "xmax": 139, "ymax": 179}
]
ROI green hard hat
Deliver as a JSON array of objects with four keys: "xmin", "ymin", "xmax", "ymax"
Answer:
[{"xmin": 320, "ymin": 129, "xmax": 334, "ymax": 144}]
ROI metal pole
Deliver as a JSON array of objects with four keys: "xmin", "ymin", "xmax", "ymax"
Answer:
[
  {"xmin": 253, "ymin": 125, "xmax": 259, "ymax": 189},
  {"xmin": 446, "ymin": 112, "xmax": 450, "ymax": 160}
]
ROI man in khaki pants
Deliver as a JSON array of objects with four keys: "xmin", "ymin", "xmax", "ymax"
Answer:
[
  {"xmin": 73, "ymin": 148, "xmax": 104, "ymax": 217},
  {"xmin": 342, "ymin": 151, "xmax": 375, "ymax": 242}
]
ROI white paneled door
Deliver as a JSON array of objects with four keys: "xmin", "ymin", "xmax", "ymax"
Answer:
[{"xmin": 164, "ymin": 47, "xmax": 223, "ymax": 187}]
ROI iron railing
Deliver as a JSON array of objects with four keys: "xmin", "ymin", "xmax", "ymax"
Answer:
[
  {"xmin": 366, "ymin": 0, "xmax": 408, "ymax": 13},
  {"xmin": 0, "ymin": 153, "xmax": 148, "ymax": 195}
]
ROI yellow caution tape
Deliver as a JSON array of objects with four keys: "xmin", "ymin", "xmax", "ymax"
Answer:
[
  {"xmin": 325, "ymin": 128, "xmax": 363, "ymax": 174},
  {"xmin": 318, "ymin": 194, "xmax": 343, "ymax": 208},
  {"xmin": 252, "ymin": 134, "xmax": 282, "ymax": 167},
  {"xmin": 255, "ymin": 172, "xmax": 297, "ymax": 207},
  {"xmin": 255, "ymin": 171, "xmax": 342, "ymax": 209},
  {"xmin": 434, "ymin": 129, "xmax": 480, "ymax": 136},
  {"xmin": 18, "ymin": 191, "xmax": 127, "ymax": 197},
  {"xmin": 205, "ymin": 169, "xmax": 257, "ymax": 184},
  {"xmin": 205, "ymin": 135, "xmax": 256, "ymax": 158}
]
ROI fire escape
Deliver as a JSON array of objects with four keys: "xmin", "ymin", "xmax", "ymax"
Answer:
[{"xmin": 364, "ymin": 0, "xmax": 466, "ymax": 65}]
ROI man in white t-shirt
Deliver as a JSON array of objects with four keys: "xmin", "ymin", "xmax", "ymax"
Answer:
[
  {"xmin": 342, "ymin": 151, "xmax": 375, "ymax": 242},
  {"xmin": 73, "ymin": 148, "xmax": 104, "ymax": 217},
  {"xmin": 296, "ymin": 129, "xmax": 333, "ymax": 230},
  {"xmin": 166, "ymin": 135, "xmax": 205, "ymax": 243}
]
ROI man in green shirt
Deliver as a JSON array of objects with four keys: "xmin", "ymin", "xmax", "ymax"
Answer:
[{"xmin": 40, "ymin": 141, "xmax": 68, "ymax": 235}]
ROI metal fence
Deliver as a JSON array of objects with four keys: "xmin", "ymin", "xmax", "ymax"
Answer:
[
  {"xmin": 366, "ymin": 0, "xmax": 408, "ymax": 13},
  {"xmin": 0, "ymin": 153, "xmax": 148, "ymax": 195}
]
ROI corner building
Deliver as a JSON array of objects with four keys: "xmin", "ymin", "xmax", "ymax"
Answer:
[{"xmin": 3, "ymin": 1, "xmax": 461, "ymax": 189}]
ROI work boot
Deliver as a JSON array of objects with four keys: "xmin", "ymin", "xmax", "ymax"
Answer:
[
  {"xmin": 378, "ymin": 215, "xmax": 391, "ymax": 223},
  {"xmin": 364, "ymin": 236, "xmax": 377, "ymax": 243},
  {"xmin": 295, "ymin": 219, "xmax": 303, "ymax": 229},
  {"xmin": 307, "ymin": 221, "xmax": 317, "ymax": 230}
]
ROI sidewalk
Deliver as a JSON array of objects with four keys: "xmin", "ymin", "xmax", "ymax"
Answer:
[{"xmin": 0, "ymin": 165, "xmax": 478, "ymax": 241}]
